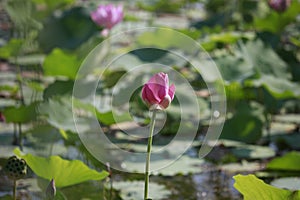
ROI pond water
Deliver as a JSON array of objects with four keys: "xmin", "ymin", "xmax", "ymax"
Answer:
[{"xmin": 0, "ymin": 135, "xmax": 242, "ymax": 200}]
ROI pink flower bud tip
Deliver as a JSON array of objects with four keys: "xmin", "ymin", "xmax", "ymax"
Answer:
[
  {"xmin": 46, "ymin": 178, "xmax": 56, "ymax": 199},
  {"xmin": 142, "ymin": 72, "xmax": 175, "ymax": 110}
]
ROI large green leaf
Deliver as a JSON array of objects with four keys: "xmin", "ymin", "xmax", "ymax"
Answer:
[
  {"xmin": 3, "ymin": 102, "xmax": 38, "ymax": 123},
  {"xmin": 31, "ymin": 0, "xmax": 75, "ymax": 11},
  {"xmin": 5, "ymin": 0, "xmax": 42, "ymax": 32},
  {"xmin": 220, "ymin": 102, "xmax": 265, "ymax": 143},
  {"xmin": 38, "ymin": 97, "xmax": 91, "ymax": 133},
  {"xmin": 215, "ymin": 39, "xmax": 290, "ymax": 82},
  {"xmin": 14, "ymin": 148, "xmax": 109, "ymax": 188},
  {"xmin": 136, "ymin": 28, "xmax": 196, "ymax": 54},
  {"xmin": 245, "ymin": 75, "xmax": 300, "ymax": 99},
  {"xmin": 38, "ymin": 7, "xmax": 98, "ymax": 52},
  {"xmin": 24, "ymin": 124, "xmax": 69, "ymax": 156},
  {"xmin": 243, "ymin": 39, "xmax": 290, "ymax": 79},
  {"xmin": 72, "ymin": 98, "xmax": 132, "ymax": 126},
  {"xmin": 215, "ymin": 54, "xmax": 253, "ymax": 82},
  {"xmin": 43, "ymin": 48, "xmax": 81, "ymax": 80},
  {"xmin": 202, "ymin": 31, "xmax": 254, "ymax": 51},
  {"xmin": 0, "ymin": 39, "xmax": 23, "ymax": 59},
  {"xmin": 43, "ymin": 80, "xmax": 74, "ymax": 99},
  {"xmin": 267, "ymin": 151, "xmax": 300, "ymax": 171},
  {"xmin": 233, "ymin": 174, "xmax": 300, "ymax": 200}
]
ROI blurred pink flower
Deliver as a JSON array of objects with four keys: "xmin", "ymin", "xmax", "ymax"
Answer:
[
  {"xmin": 268, "ymin": 0, "xmax": 291, "ymax": 12},
  {"xmin": 91, "ymin": 4, "xmax": 123, "ymax": 36},
  {"xmin": 142, "ymin": 72, "xmax": 175, "ymax": 110},
  {"xmin": 0, "ymin": 112, "xmax": 5, "ymax": 122}
]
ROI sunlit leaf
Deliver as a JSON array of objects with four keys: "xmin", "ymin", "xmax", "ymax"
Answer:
[
  {"xmin": 14, "ymin": 148, "xmax": 109, "ymax": 188},
  {"xmin": 210, "ymin": 32, "xmax": 242, "ymax": 43},
  {"xmin": 43, "ymin": 48, "xmax": 81, "ymax": 80},
  {"xmin": 233, "ymin": 174, "xmax": 300, "ymax": 200},
  {"xmin": 0, "ymin": 39, "xmax": 23, "ymax": 59},
  {"xmin": 26, "ymin": 81, "xmax": 45, "ymax": 92},
  {"xmin": 3, "ymin": 102, "xmax": 38, "ymax": 123},
  {"xmin": 136, "ymin": 28, "xmax": 196, "ymax": 54},
  {"xmin": 0, "ymin": 84, "xmax": 18, "ymax": 95}
]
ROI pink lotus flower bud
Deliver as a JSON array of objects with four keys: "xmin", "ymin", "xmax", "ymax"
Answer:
[
  {"xmin": 46, "ymin": 179, "xmax": 56, "ymax": 199},
  {"xmin": 90, "ymin": 4, "xmax": 123, "ymax": 36},
  {"xmin": 268, "ymin": 0, "xmax": 291, "ymax": 12},
  {"xmin": 142, "ymin": 72, "xmax": 175, "ymax": 110}
]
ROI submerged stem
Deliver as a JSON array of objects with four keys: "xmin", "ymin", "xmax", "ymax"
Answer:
[
  {"xmin": 13, "ymin": 179, "xmax": 17, "ymax": 200},
  {"xmin": 144, "ymin": 110, "xmax": 157, "ymax": 200},
  {"xmin": 18, "ymin": 123, "xmax": 23, "ymax": 151}
]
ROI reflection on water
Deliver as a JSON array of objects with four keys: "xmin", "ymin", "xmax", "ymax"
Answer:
[{"xmin": 0, "ymin": 140, "xmax": 242, "ymax": 200}]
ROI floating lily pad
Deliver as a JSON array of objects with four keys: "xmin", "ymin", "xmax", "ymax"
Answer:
[
  {"xmin": 122, "ymin": 154, "xmax": 205, "ymax": 176},
  {"xmin": 208, "ymin": 139, "xmax": 276, "ymax": 160},
  {"xmin": 231, "ymin": 145, "xmax": 275, "ymax": 159},
  {"xmin": 18, "ymin": 178, "xmax": 41, "ymax": 193},
  {"xmin": 271, "ymin": 177, "xmax": 300, "ymax": 191},
  {"xmin": 264, "ymin": 122, "xmax": 297, "ymax": 137},
  {"xmin": 210, "ymin": 139, "xmax": 245, "ymax": 147},
  {"xmin": 220, "ymin": 161, "xmax": 262, "ymax": 172},
  {"xmin": 273, "ymin": 115, "xmax": 300, "ymax": 124},
  {"xmin": 113, "ymin": 181, "xmax": 171, "ymax": 200},
  {"xmin": 9, "ymin": 54, "xmax": 45, "ymax": 66}
]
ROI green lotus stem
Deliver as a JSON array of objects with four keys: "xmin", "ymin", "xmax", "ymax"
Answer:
[
  {"xmin": 18, "ymin": 123, "xmax": 23, "ymax": 151},
  {"xmin": 13, "ymin": 179, "xmax": 17, "ymax": 200},
  {"xmin": 144, "ymin": 110, "xmax": 157, "ymax": 200}
]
